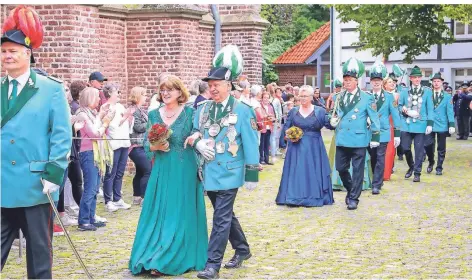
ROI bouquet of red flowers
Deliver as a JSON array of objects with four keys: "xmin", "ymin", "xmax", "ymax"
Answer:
[{"xmin": 148, "ymin": 123, "xmax": 172, "ymax": 145}]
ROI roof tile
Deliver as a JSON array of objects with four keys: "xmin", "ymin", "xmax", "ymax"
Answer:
[{"xmin": 273, "ymin": 21, "xmax": 330, "ymax": 64}]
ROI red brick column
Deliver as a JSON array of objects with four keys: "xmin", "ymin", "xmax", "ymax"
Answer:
[{"xmin": 219, "ymin": 4, "xmax": 268, "ymax": 85}]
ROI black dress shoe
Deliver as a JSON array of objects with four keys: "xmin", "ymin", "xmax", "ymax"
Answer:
[
  {"xmin": 224, "ymin": 253, "xmax": 252, "ymax": 269},
  {"xmin": 413, "ymin": 174, "xmax": 420, "ymax": 182},
  {"xmin": 197, "ymin": 268, "xmax": 219, "ymax": 279},
  {"xmin": 427, "ymin": 163, "xmax": 434, "ymax": 174},
  {"xmin": 436, "ymin": 170, "xmax": 443, "ymax": 175},
  {"xmin": 347, "ymin": 200, "xmax": 358, "ymax": 210},
  {"xmin": 372, "ymin": 187, "xmax": 380, "ymax": 195},
  {"xmin": 405, "ymin": 168, "xmax": 413, "ymax": 179},
  {"xmin": 265, "ymin": 162, "xmax": 274, "ymax": 165}
]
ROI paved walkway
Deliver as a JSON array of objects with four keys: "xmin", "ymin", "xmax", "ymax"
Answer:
[{"xmin": 3, "ymin": 131, "xmax": 471, "ymax": 279}]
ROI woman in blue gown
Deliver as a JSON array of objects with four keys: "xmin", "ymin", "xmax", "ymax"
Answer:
[{"xmin": 276, "ymin": 85, "xmax": 334, "ymax": 207}]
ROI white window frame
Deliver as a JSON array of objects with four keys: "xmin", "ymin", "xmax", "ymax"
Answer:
[
  {"xmin": 304, "ymin": 75, "xmax": 316, "ymax": 87},
  {"xmin": 454, "ymin": 21, "xmax": 472, "ymax": 39}
]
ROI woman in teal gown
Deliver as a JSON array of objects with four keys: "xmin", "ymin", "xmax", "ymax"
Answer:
[
  {"xmin": 328, "ymin": 93, "xmax": 372, "ymax": 191},
  {"xmin": 129, "ymin": 77, "xmax": 208, "ymax": 276}
]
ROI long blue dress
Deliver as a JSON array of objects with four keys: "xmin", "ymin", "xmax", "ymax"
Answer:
[{"xmin": 276, "ymin": 106, "xmax": 334, "ymax": 207}]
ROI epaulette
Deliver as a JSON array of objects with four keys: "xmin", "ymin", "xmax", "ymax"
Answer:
[
  {"xmin": 47, "ymin": 76, "xmax": 63, "ymax": 84},
  {"xmin": 197, "ymin": 100, "xmax": 211, "ymax": 107}
]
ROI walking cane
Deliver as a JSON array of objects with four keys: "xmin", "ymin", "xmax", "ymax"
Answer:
[
  {"xmin": 18, "ymin": 230, "xmax": 23, "ymax": 260},
  {"xmin": 43, "ymin": 179, "xmax": 93, "ymax": 279}
]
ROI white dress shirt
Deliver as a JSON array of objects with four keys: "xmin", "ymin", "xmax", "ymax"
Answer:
[
  {"xmin": 8, "ymin": 70, "xmax": 30, "ymax": 99},
  {"xmin": 344, "ymin": 88, "xmax": 358, "ymax": 104},
  {"xmin": 214, "ymin": 95, "xmax": 230, "ymax": 119}
]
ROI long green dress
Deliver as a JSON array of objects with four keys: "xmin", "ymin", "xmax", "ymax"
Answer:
[
  {"xmin": 129, "ymin": 106, "xmax": 208, "ymax": 276},
  {"xmin": 328, "ymin": 134, "xmax": 373, "ymax": 191}
]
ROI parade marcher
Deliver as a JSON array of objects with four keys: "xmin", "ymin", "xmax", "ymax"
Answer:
[
  {"xmin": 326, "ymin": 79, "xmax": 342, "ymax": 110},
  {"xmin": 398, "ymin": 65, "xmax": 434, "ymax": 182},
  {"xmin": 366, "ymin": 61, "xmax": 401, "ymax": 195},
  {"xmin": 276, "ymin": 85, "xmax": 334, "ymax": 207},
  {"xmin": 1, "ymin": 6, "xmax": 72, "ymax": 278},
  {"xmin": 129, "ymin": 75, "xmax": 207, "ymax": 277},
  {"xmin": 424, "ymin": 72, "xmax": 455, "ymax": 175},
  {"xmin": 453, "ymin": 82, "xmax": 472, "ymax": 140},
  {"xmin": 185, "ymin": 45, "xmax": 260, "ymax": 279},
  {"xmin": 329, "ymin": 57, "xmax": 380, "ymax": 210}
]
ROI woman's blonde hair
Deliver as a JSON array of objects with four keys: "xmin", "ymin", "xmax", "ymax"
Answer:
[
  {"xmin": 383, "ymin": 77, "xmax": 394, "ymax": 91},
  {"xmin": 79, "ymin": 87, "xmax": 99, "ymax": 108},
  {"xmin": 157, "ymin": 75, "xmax": 189, "ymax": 104},
  {"xmin": 129, "ymin": 86, "xmax": 147, "ymax": 105}
]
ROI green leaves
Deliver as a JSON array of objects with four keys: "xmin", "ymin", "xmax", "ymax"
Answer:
[
  {"xmin": 335, "ymin": 4, "xmax": 460, "ymax": 63},
  {"xmin": 261, "ymin": 4, "xmax": 329, "ymax": 84}
]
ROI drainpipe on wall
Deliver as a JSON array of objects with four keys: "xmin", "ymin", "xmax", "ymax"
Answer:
[
  {"xmin": 330, "ymin": 6, "xmax": 334, "ymax": 93},
  {"xmin": 210, "ymin": 4, "xmax": 221, "ymax": 53}
]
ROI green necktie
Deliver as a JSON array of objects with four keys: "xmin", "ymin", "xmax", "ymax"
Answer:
[
  {"xmin": 413, "ymin": 87, "xmax": 418, "ymax": 95},
  {"xmin": 374, "ymin": 93, "xmax": 379, "ymax": 101},
  {"xmin": 9, "ymin": 79, "xmax": 18, "ymax": 110},
  {"xmin": 216, "ymin": 103, "xmax": 224, "ymax": 120}
]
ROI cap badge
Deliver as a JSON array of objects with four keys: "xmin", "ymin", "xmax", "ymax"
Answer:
[
  {"xmin": 25, "ymin": 37, "xmax": 31, "ymax": 47},
  {"xmin": 225, "ymin": 70, "xmax": 231, "ymax": 81}
]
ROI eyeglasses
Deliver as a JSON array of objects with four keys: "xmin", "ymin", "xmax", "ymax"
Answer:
[
  {"xmin": 298, "ymin": 95, "xmax": 311, "ymax": 98},
  {"xmin": 159, "ymin": 89, "xmax": 175, "ymax": 95}
]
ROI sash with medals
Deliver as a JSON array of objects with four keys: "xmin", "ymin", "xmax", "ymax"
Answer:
[{"xmin": 406, "ymin": 86, "xmax": 424, "ymax": 123}]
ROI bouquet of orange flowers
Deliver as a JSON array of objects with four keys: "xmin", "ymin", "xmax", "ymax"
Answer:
[
  {"xmin": 285, "ymin": 126, "xmax": 304, "ymax": 142},
  {"xmin": 148, "ymin": 123, "xmax": 172, "ymax": 145}
]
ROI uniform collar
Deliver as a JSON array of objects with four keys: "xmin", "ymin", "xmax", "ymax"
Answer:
[
  {"xmin": 372, "ymin": 89, "xmax": 382, "ymax": 95},
  {"xmin": 216, "ymin": 95, "xmax": 230, "ymax": 107},
  {"xmin": 8, "ymin": 70, "xmax": 30, "ymax": 87},
  {"xmin": 347, "ymin": 88, "xmax": 358, "ymax": 95}
]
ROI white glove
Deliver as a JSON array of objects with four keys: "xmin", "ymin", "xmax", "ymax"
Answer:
[
  {"xmin": 184, "ymin": 132, "xmax": 201, "ymax": 148},
  {"xmin": 196, "ymin": 140, "xmax": 215, "ymax": 161},
  {"xmin": 394, "ymin": 137, "xmax": 401, "ymax": 148},
  {"xmin": 407, "ymin": 110, "xmax": 420, "ymax": 118},
  {"xmin": 449, "ymin": 127, "xmax": 455, "ymax": 134},
  {"xmin": 244, "ymin": 181, "xmax": 257, "ymax": 191},
  {"xmin": 370, "ymin": 141, "xmax": 380, "ymax": 148},
  {"xmin": 41, "ymin": 179, "xmax": 60, "ymax": 194},
  {"xmin": 425, "ymin": 126, "xmax": 433, "ymax": 135}
]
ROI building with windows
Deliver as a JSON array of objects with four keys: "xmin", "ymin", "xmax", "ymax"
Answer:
[{"xmin": 332, "ymin": 10, "xmax": 472, "ymax": 90}]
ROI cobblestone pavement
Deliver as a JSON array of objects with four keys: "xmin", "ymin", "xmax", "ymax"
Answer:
[{"xmin": 2, "ymin": 131, "xmax": 471, "ymax": 279}]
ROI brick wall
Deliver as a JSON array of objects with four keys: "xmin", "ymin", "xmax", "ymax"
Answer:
[
  {"xmin": 221, "ymin": 29, "xmax": 264, "ymax": 85},
  {"xmin": 1, "ymin": 4, "xmax": 267, "ymax": 174},
  {"xmin": 98, "ymin": 16, "xmax": 127, "ymax": 98},
  {"xmin": 218, "ymin": 4, "xmax": 261, "ymax": 15},
  {"xmin": 276, "ymin": 65, "xmax": 317, "ymax": 87}
]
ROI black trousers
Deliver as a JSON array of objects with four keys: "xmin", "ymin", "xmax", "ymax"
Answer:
[
  {"xmin": 335, "ymin": 146, "xmax": 367, "ymax": 203},
  {"xmin": 401, "ymin": 131, "xmax": 425, "ymax": 175},
  {"xmin": 68, "ymin": 158, "xmax": 84, "ymax": 205},
  {"xmin": 425, "ymin": 132, "xmax": 447, "ymax": 172},
  {"xmin": 259, "ymin": 130, "xmax": 271, "ymax": 163},
  {"xmin": 1, "ymin": 203, "xmax": 54, "ymax": 279},
  {"xmin": 367, "ymin": 142, "xmax": 388, "ymax": 189},
  {"xmin": 206, "ymin": 189, "xmax": 249, "ymax": 270},
  {"xmin": 457, "ymin": 115, "xmax": 470, "ymax": 139}
]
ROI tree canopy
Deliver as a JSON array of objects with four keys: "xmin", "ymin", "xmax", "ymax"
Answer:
[
  {"xmin": 335, "ymin": 4, "xmax": 472, "ymax": 63},
  {"xmin": 261, "ymin": 4, "xmax": 329, "ymax": 84}
]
